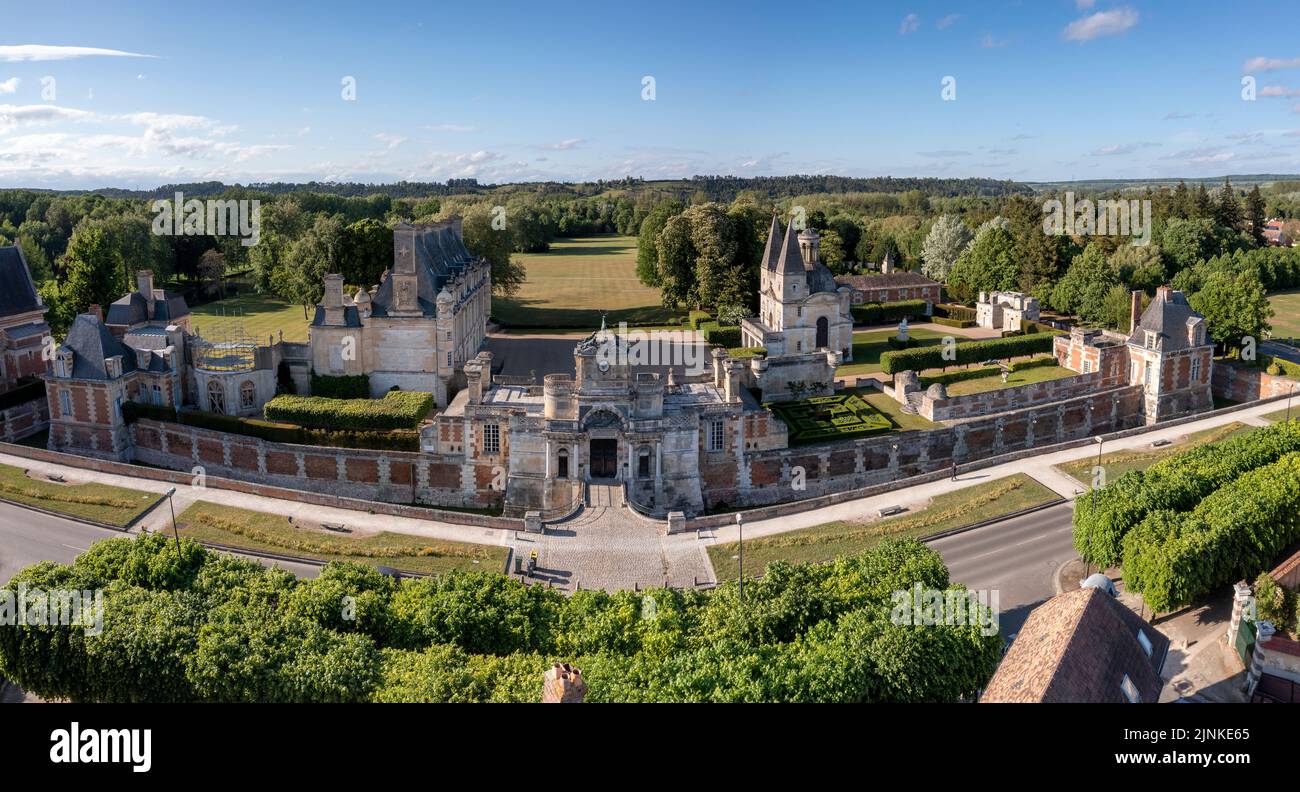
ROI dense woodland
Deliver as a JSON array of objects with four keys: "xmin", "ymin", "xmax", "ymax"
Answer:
[{"xmin": 4, "ymin": 175, "xmax": 1300, "ymax": 345}]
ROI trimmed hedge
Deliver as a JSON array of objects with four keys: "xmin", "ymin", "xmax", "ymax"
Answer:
[
  {"xmin": 850, "ymin": 299, "xmax": 929, "ymax": 326},
  {"xmin": 1260, "ymin": 354, "xmax": 1300, "ymax": 380},
  {"xmin": 700, "ymin": 321, "xmax": 741, "ymax": 348},
  {"xmin": 932, "ymin": 316, "xmax": 975, "ymax": 329},
  {"xmin": 728, "ymin": 346, "xmax": 766, "ymax": 359},
  {"xmin": 878, "ymin": 332, "xmax": 1058, "ymax": 375},
  {"xmin": 1072, "ymin": 420, "xmax": 1300, "ymax": 568},
  {"xmin": 265, "ymin": 391, "xmax": 435, "ymax": 431},
  {"xmin": 935, "ymin": 303, "xmax": 976, "ymax": 322},
  {"xmin": 122, "ymin": 402, "xmax": 420, "ymax": 451},
  {"xmin": 311, "ymin": 373, "xmax": 371, "ymax": 399},
  {"xmin": 687, "ymin": 310, "xmax": 713, "ymax": 331},
  {"xmin": 1121, "ymin": 452, "xmax": 1300, "ymax": 613}
]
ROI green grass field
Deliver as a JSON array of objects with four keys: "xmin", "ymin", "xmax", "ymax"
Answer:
[
  {"xmin": 1267, "ymin": 290, "xmax": 1300, "ymax": 342},
  {"xmin": 921, "ymin": 357, "xmax": 1076, "ymax": 397},
  {"xmin": 1054, "ymin": 422, "xmax": 1255, "ymax": 485},
  {"xmin": 707, "ymin": 473, "xmax": 1059, "ymax": 581},
  {"xmin": 0, "ymin": 464, "xmax": 159, "ymax": 527},
  {"xmin": 837, "ymin": 327, "xmax": 950, "ymax": 378},
  {"xmin": 190, "ymin": 289, "xmax": 312, "ymax": 343},
  {"xmin": 492, "ymin": 236, "xmax": 677, "ymax": 329},
  {"xmin": 175, "ymin": 501, "xmax": 508, "ymax": 576}
]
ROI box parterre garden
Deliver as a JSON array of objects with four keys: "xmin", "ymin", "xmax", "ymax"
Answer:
[
  {"xmin": 0, "ymin": 534, "xmax": 1002, "ymax": 703},
  {"xmin": 265, "ymin": 390, "xmax": 434, "ymax": 431}
]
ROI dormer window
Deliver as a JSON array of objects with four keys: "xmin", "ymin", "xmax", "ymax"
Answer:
[
  {"xmin": 1120, "ymin": 674, "xmax": 1140, "ymax": 703},
  {"xmin": 1144, "ymin": 331, "xmax": 1157, "ymax": 350},
  {"xmin": 1137, "ymin": 630, "xmax": 1153, "ymax": 658}
]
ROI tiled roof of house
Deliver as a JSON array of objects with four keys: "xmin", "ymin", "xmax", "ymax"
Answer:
[
  {"xmin": 0, "ymin": 246, "xmax": 44, "ymax": 318},
  {"xmin": 105, "ymin": 290, "xmax": 190, "ymax": 327},
  {"xmin": 836, "ymin": 272, "xmax": 940, "ymax": 291},
  {"xmin": 981, "ymin": 587, "xmax": 1169, "ymax": 703},
  {"xmin": 63, "ymin": 313, "xmax": 137, "ymax": 380},
  {"xmin": 1128, "ymin": 286, "xmax": 1204, "ymax": 352}
]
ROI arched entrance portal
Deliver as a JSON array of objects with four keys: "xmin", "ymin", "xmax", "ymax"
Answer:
[
  {"xmin": 589, "ymin": 438, "xmax": 618, "ymax": 479},
  {"xmin": 816, "ymin": 316, "xmax": 829, "ymax": 349}
]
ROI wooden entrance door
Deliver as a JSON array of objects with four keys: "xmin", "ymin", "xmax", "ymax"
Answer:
[{"xmin": 589, "ymin": 438, "xmax": 618, "ymax": 479}]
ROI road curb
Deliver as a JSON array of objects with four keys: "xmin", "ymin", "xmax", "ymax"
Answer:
[
  {"xmin": 0, "ymin": 494, "xmax": 151, "ymax": 533},
  {"xmin": 922, "ymin": 497, "xmax": 1069, "ymax": 543}
]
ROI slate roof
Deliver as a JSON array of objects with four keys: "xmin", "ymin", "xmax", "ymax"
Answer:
[
  {"xmin": 1128, "ymin": 287, "xmax": 1204, "ymax": 352},
  {"xmin": 981, "ymin": 587, "xmax": 1169, "ymax": 703},
  {"xmin": 762, "ymin": 219, "xmax": 840, "ymax": 295},
  {"xmin": 0, "ymin": 246, "xmax": 44, "ymax": 318},
  {"xmin": 105, "ymin": 290, "xmax": 190, "ymax": 327},
  {"xmin": 366, "ymin": 222, "xmax": 478, "ymax": 320},
  {"xmin": 63, "ymin": 314, "xmax": 136, "ymax": 380},
  {"xmin": 836, "ymin": 272, "xmax": 940, "ymax": 291},
  {"xmin": 310, "ymin": 305, "xmax": 363, "ymax": 328}
]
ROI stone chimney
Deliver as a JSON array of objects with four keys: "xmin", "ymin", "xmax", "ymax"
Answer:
[
  {"xmin": 1129, "ymin": 290, "xmax": 1142, "ymax": 334},
  {"xmin": 88, "ymin": 304, "xmax": 103, "ymax": 322},
  {"xmin": 137, "ymin": 270, "xmax": 156, "ymax": 318},
  {"xmin": 323, "ymin": 274, "xmax": 345, "ymax": 325},
  {"xmin": 542, "ymin": 663, "xmax": 586, "ymax": 703}
]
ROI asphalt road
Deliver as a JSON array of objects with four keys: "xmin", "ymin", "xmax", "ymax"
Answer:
[
  {"xmin": 929, "ymin": 502, "xmax": 1077, "ymax": 639},
  {"xmin": 0, "ymin": 501, "xmax": 321, "ymax": 584}
]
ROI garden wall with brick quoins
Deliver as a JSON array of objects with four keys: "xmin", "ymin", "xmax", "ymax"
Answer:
[
  {"xmin": 919, "ymin": 371, "xmax": 1108, "ymax": 423},
  {"xmin": 696, "ymin": 385, "xmax": 1144, "ymax": 513},
  {"xmin": 128, "ymin": 418, "xmax": 513, "ymax": 521},
  {"xmin": 1212, "ymin": 362, "xmax": 1299, "ymax": 404}
]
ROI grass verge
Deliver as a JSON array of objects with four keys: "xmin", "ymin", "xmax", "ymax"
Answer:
[
  {"xmin": 0, "ymin": 464, "xmax": 159, "ymax": 527},
  {"xmin": 1054, "ymin": 422, "xmax": 1255, "ymax": 484},
  {"xmin": 175, "ymin": 501, "xmax": 508, "ymax": 576},
  {"xmin": 707, "ymin": 473, "xmax": 1059, "ymax": 581}
]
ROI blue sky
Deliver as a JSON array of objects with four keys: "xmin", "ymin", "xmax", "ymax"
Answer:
[{"xmin": 1, "ymin": 0, "xmax": 1298, "ymax": 188}]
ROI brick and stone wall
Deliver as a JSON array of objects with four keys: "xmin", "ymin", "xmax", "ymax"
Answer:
[
  {"xmin": 699, "ymin": 385, "xmax": 1143, "ymax": 511},
  {"xmin": 918, "ymin": 371, "xmax": 1105, "ymax": 422},
  {"xmin": 0, "ymin": 398, "xmax": 47, "ymax": 442},
  {"xmin": 129, "ymin": 418, "xmax": 504, "ymax": 512},
  {"xmin": 1212, "ymin": 362, "xmax": 1299, "ymax": 404}
]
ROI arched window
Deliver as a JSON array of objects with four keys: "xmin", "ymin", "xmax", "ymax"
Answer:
[
  {"xmin": 556, "ymin": 448, "xmax": 569, "ymax": 479},
  {"xmin": 207, "ymin": 381, "xmax": 226, "ymax": 415},
  {"xmin": 239, "ymin": 380, "xmax": 257, "ymax": 410}
]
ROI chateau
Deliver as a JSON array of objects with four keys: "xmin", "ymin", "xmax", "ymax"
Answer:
[{"xmin": 309, "ymin": 219, "xmax": 491, "ymax": 406}]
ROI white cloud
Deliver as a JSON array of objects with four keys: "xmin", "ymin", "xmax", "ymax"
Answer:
[
  {"xmin": 1076, "ymin": 0, "xmax": 1096, "ymax": 8},
  {"xmin": 1243, "ymin": 57, "xmax": 1300, "ymax": 73},
  {"xmin": 0, "ymin": 103, "xmax": 95, "ymax": 132},
  {"xmin": 1092, "ymin": 142, "xmax": 1157, "ymax": 156},
  {"xmin": 936, "ymin": 14, "xmax": 961, "ymax": 29},
  {"xmin": 1064, "ymin": 8, "xmax": 1139, "ymax": 42},
  {"xmin": 544, "ymin": 138, "xmax": 585, "ymax": 150},
  {"xmin": 900, "ymin": 13, "xmax": 920, "ymax": 35},
  {"xmin": 373, "ymin": 132, "xmax": 408, "ymax": 149},
  {"xmin": 0, "ymin": 77, "xmax": 18, "ymax": 94},
  {"xmin": 1261, "ymin": 86, "xmax": 1300, "ymax": 97},
  {"xmin": 0, "ymin": 45, "xmax": 158, "ymax": 62},
  {"xmin": 425, "ymin": 123, "xmax": 477, "ymax": 133},
  {"xmin": 1163, "ymin": 111, "xmax": 1195, "ymax": 120},
  {"xmin": 981, "ymin": 34, "xmax": 1010, "ymax": 49}
]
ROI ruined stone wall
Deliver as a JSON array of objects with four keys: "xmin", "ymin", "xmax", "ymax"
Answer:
[
  {"xmin": 704, "ymin": 385, "xmax": 1143, "ymax": 511},
  {"xmin": 128, "ymin": 418, "xmax": 503, "ymax": 511}
]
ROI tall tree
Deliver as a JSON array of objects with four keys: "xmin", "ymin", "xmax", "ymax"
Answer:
[
  {"xmin": 920, "ymin": 214, "xmax": 972, "ymax": 282},
  {"xmin": 1245, "ymin": 185, "xmax": 1268, "ymax": 247},
  {"xmin": 1188, "ymin": 269, "xmax": 1272, "ymax": 352},
  {"xmin": 62, "ymin": 224, "xmax": 125, "ymax": 318},
  {"xmin": 341, "ymin": 218, "xmax": 393, "ymax": 289},
  {"xmin": 1050, "ymin": 244, "xmax": 1119, "ymax": 324},
  {"xmin": 946, "ymin": 225, "xmax": 1018, "ymax": 303},
  {"xmin": 635, "ymin": 200, "xmax": 683, "ymax": 289},
  {"xmin": 1214, "ymin": 178, "xmax": 1242, "ymax": 232}
]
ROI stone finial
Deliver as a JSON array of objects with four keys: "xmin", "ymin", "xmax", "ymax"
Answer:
[{"xmin": 542, "ymin": 663, "xmax": 587, "ymax": 703}]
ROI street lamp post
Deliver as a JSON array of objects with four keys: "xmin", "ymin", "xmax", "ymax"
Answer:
[
  {"xmin": 736, "ymin": 512, "xmax": 744, "ymax": 604},
  {"xmin": 1085, "ymin": 435, "xmax": 1104, "ymax": 577},
  {"xmin": 164, "ymin": 487, "xmax": 180, "ymax": 554},
  {"xmin": 1288, "ymin": 384, "xmax": 1297, "ymax": 423}
]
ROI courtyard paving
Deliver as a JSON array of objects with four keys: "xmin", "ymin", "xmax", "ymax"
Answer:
[{"xmin": 510, "ymin": 484, "xmax": 713, "ymax": 592}]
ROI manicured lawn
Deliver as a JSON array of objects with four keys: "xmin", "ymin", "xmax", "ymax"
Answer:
[
  {"xmin": 1267, "ymin": 289, "xmax": 1300, "ymax": 343},
  {"xmin": 921, "ymin": 357, "xmax": 1076, "ymax": 396},
  {"xmin": 1054, "ymin": 422, "xmax": 1255, "ymax": 485},
  {"xmin": 175, "ymin": 501, "xmax": 508, "ymax": 576},
  {"xmin": 767, "ymin": 386, "xmax": 937, "ymax": 444},
  {"xmin": 0, "ymin": 464, "xmax": 159, "ymax": 527},
  {"xmin": 190, "ymin": 289, "xmax": 311, "ymax": 343},
  {"xmin": 837, "ymin": 327, "xmax": 949, "ymax": 378},
  {"xmin": 1263, "ymin": 408, "xmax": 1299, "ymax": 423},
  {"xmin": 708, "ymin": 473, "xmax": 1059, "ymax": 581},
  {"xmin": 491, "ymin": 236, "xmax": 677, "ymax": 329}
]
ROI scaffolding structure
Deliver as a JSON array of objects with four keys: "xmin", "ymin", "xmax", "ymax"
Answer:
[{"xmin": 192, "ymin": 308, "xmax": 259, "ymax": 371}]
